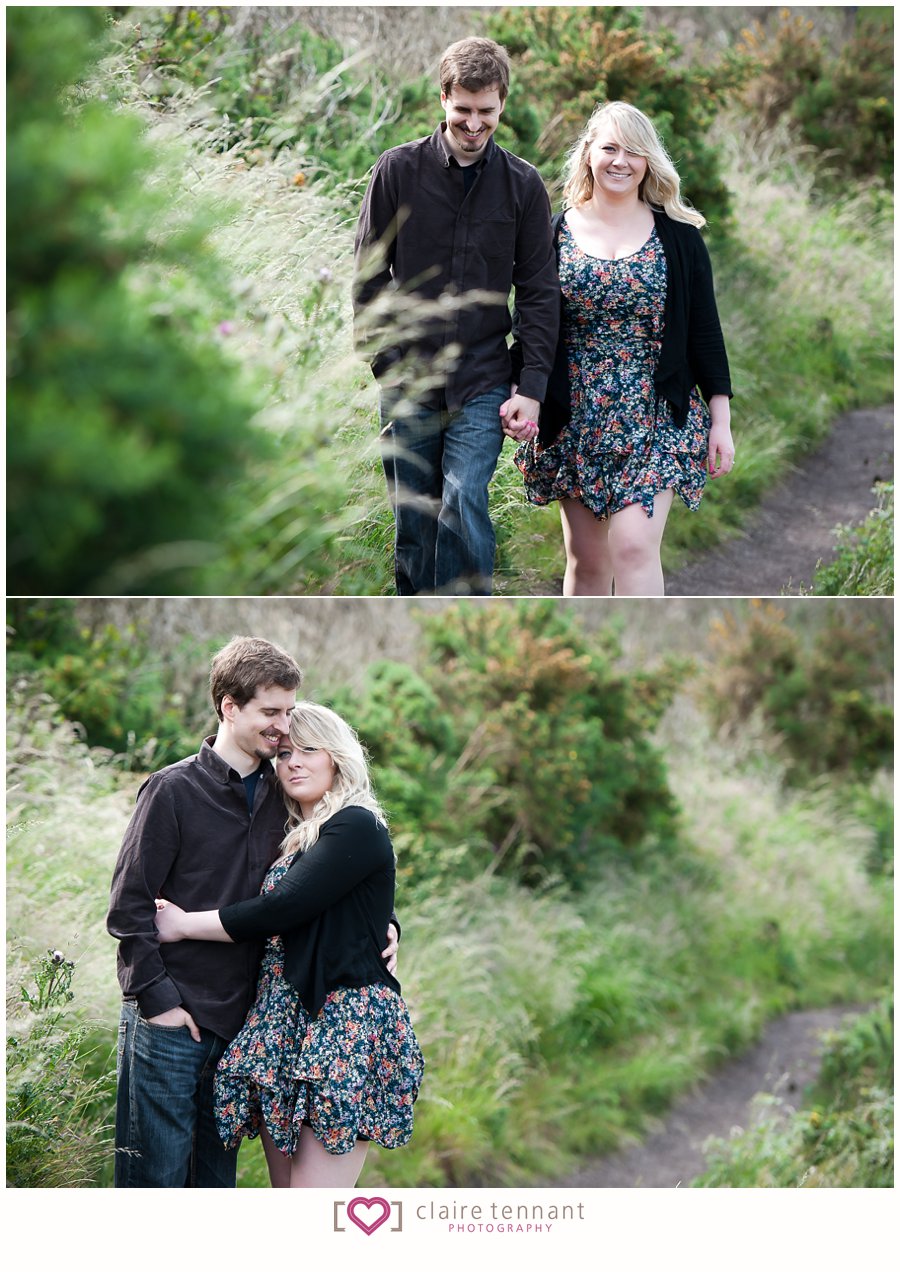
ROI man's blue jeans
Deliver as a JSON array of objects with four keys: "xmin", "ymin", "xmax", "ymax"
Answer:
[
  {"xmin": 114, "ymin": 999, "xmax": 239, "ymax": 1188},
  {"xmin": 380, "ymin": 384, "xmax": 507, "ymax": 595}
]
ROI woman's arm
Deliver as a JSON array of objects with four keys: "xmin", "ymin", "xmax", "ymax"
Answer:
[
  {"xmin": 707, "ymin": 394, "xmax": 734, "ymax": 477},
  {"xmin": 220, "ymin": 807, "xmax": 392, "ymax": 943},
  {"xmin": 155, "ymin": 900, "xmax": 232, "ymax": 944}
]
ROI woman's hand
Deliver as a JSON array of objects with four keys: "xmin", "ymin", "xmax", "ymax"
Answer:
[
  {"xmin": 707, "ymin": 399, "xmax": 734, "ymax": 478},
  {"xmin": 154, "ymin": 898, "xmax": 187, "ymax": 943},
  {"xmin": 382, "ymin": 922, "xmax": 399, "ymax": 975}
]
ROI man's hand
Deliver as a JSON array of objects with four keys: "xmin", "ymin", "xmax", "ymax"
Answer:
[
  {"xmin": 146, "ymin": 1006, "xmax": 201, "ymax": 1043},
  {"xmin": 499, "ymin": 390, "xmax": 541, "ymax": 442},
  {"xmin": 382, "ymin": 922, "xmax": 399, "ymax": 975}
]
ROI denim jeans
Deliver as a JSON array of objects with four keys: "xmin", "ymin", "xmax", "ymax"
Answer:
[
  {"xmin": 114, "ymin": 999, "xmax": 239, "ymax": 1188},
  {"xmin": 380, "ymin": 384, "xmax": 507, "ymax": 595}
]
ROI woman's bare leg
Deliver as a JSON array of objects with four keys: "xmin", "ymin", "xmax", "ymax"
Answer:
[
  {"xmin": 288, "ymin": 1129, "xmax": 369, "ymax": 1188},
  {"xmin": 559, "ymin": 497, "xmax": 613, "ymax": 596},
  {"xmin": 607, "ymin": 490, "xmax": 675, "ymax": 595},
  {"xmin": 260, "ymin": 1125, "xmax": 292, "ymax": 1188}
]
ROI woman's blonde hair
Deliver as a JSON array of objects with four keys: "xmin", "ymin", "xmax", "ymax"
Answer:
[
  {"xmin": 277, "ymin": 702, "xmax": 387, "ymax": 855},
  {"xmin": 562, "ymin": 100, "xmax": 705, "ymax": 227}
]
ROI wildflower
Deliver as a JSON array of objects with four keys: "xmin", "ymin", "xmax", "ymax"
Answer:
[
  {"xmin": 318, "ymin": 267, "xmax": 333, "ymax": 284},
  {"xmin": 49, "ymin": 949, "xmax": 65, "ymax": 964},
  {"xmin": 217, "ymin": 321, "xmax": 236, "ymax": 336},
  {"xmin": 292, "ymin": 172, "xmax": 306, "ymax": 187}
]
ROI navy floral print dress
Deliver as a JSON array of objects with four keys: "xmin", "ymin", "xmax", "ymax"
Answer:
[
  {"xmin": 213, "ymin": 854, "xmax": 424, "ymax": 1157},
  {"xmin": 515, "ymin": 220, "xmax": 711, "ymax": 519}
]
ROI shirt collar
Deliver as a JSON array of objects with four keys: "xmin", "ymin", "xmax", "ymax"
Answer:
[
  {"xmin": 431, "ymin": 122, "xmax": 494, "ymax": 171},
  {"xmin": 197, "ymin": 737, "xmax": 273, "ymax": 785}
]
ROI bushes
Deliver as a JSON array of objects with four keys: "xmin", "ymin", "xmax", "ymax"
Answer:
[
  {"xmin": 738, "ymin": 8, "xmax": 893, "ymax": 191},
  {"xmin": 701, "ymin": 601, "xmax": 893, "ymax": 785},
  {"xmin": 6, "ymin": 7, "xmax": 268, "ymax": 594},
  {"xmin": 487, "ymin": 6, "xmax": 743, "ymax": 227},
  {"xmin": 330, "ymin": 601, "xmax": 684, "ymax": 891},
  {"xmin": 6, "ymin": 599, "xmax": 204, "ymax": 768}
]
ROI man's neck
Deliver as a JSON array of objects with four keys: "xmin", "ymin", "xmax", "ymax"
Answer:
[
  {"xmin": 212, "ymin": 729, "xmax": 263, "ymax": 778},
  {"xmin": 439, "ymin": 121, "xmax": 483, "ymax": 169}
]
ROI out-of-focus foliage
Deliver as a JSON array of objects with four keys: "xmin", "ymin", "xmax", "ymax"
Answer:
[
  {"xmin": 701, "ymin": 600, "xmax": 893, "ymax": 785},
  {"xmin": 124, "ymin": 7, "xmax": 435, "ymax": 181},
  {"xmin": 487, "ymin": 5, "xmax": 746, "ymax": 228},
  {"xmin": 329, "ymin": 601, "xmax": 685, "ymax": 891},
  {"xmin": 737, "ymin": 7, "xmax": 893, "ymax": 191},
  {"xmin": 6, "ymin": 6, "xmax": 267, "ymax": 594},
  {"xmin": 6, "ymin": 598, "xmax": 203, "ymax": 768}
]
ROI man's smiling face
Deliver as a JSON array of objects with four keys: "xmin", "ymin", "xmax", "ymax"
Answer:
[{"xmin": 440, "ymin": 83, "xmax": 505, "ymax": 165}]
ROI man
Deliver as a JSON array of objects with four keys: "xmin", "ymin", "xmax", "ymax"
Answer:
[
  {"xmin": 353, "ymin": 37, "xmax": 559, "ymax": 596},
  {"xmin": 107, "ymin": 635, "xmax": 398, "ymax": 1187}
]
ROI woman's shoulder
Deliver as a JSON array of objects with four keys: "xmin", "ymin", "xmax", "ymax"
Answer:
[
  {"xmin": 325, "ymin": 804, "xmax": 391, "ymax": 841},
  {"xmin": 652, "ymin": 209, "xmax": 704, "ymax": 246}
]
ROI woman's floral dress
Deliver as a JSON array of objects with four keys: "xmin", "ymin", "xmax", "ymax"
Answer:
[
  {"xmin": 515, "ymin": 220, "xmax": 711, "ymax": 519},
  {"xmin": 213, "ymin": 854, "xmax": 424, "ymax": 1157}
]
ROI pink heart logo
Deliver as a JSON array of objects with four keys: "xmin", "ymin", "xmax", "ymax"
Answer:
[{"xmin": 347, "ymin": 1196, "xmax": 391, "ymax": 1236}]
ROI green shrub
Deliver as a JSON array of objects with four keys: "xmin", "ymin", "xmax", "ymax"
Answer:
[
  {"xmin": 738, "ymin": 8, "xmax": 893, "ymax": 191},
  {"xmin": 331, "ymin": 602, "xmax": 684, "ymax": 891},
  {"xmin": 487, "ymin": 5, "xmax": 744, "ymax": 228},
  {"xmin": 6, "ymin": 6, "xmax": 269, "ymax": 594},
  {"xmin": 6, "ymin": 598, "xmax": 204, "ymax": 768},
  {"xmin": 701, "ymin": 601, "xmax": 893, "ymax": 785}
]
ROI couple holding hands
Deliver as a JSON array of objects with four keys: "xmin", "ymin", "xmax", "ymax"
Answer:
[{"xmin": 354, "ymin": 37, "xmax": 734, "ymax": 598}]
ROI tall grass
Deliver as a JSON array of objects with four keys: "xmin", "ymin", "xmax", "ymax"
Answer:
[{"xmin": 6, "ymin": 679, "xmax": 890, "ymax": 1187}]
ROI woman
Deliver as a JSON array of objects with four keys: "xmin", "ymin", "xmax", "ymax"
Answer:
[
  {"xmin": 513, "ymin": 101, "xmax": 734, "ymax": 595},
  {"xmin": 155, "ymin": 703, "xmax": 424, "ymax": 1188}
]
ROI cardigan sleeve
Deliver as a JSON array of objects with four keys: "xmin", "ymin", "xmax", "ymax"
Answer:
[
  {"xmin": 686, "ymin": 231, "xmax": 732, "ymax": 403},
  {"xmin": 219, "ymin": 807, "xmax": 393, "ymax": 942}
]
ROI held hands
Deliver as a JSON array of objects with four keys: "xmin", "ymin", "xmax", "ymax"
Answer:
[
  {"xmin": 499, "ymin": 386, "xmax": 540, "ymax": 443},
  {"xmin": 382, "ymin": 922, "xmax": 399, "ymax": 976}
]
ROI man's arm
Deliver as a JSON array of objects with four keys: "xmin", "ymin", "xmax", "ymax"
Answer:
[
  {"xmin": 106, "ymin": 776, "xmax": 186, "ymax": 1021},
  {"xmin": 352, "ymin": 155, "xmax": 401, "ymax": 375},
  {"xmin": 500, "ymin": 176, "xmax": 560, "ymax": 436}
]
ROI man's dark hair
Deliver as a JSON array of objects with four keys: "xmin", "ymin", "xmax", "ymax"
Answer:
[
  {"xmin": 209, "ymin": 636, "xmax": 303, "ymax": 720},
  {"xmin": 439, "ymin": 37, "xmax": 511, "ymax": 102}
]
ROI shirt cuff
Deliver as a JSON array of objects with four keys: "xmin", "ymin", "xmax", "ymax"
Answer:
[{"xmin": 515, "ymin": 369, "xmax": 548, "ymax": 403}]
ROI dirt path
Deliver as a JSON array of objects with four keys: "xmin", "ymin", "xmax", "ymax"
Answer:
[
  {"xmin": 666, "ymin": 404, "xmax": 893, "ymax": 596},
  {"xmin": 552, "ymin": 1005, "xmax": 864, "ymax": 1188}
]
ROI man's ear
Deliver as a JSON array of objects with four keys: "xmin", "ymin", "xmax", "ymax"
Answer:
[{"xmin": 220, "ymin": 694, "xmax": 238, "ymax": 722}]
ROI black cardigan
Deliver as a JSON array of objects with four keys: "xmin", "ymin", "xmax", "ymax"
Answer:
[
  {"xmin": 219, "ymin": 805, "xmax": 401, "ymax": 1016},
  {"xmin": 511, "ymin": 208, "xmax": 733, "ymax": 445}
]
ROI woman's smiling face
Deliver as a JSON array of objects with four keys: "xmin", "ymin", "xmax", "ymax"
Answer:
[{"xmin": 589, "ymin": 132, "xmax": 648, "ymax": 197}]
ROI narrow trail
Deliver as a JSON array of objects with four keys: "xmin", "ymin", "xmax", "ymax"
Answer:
[
  {"xmin": 552, "ymin": 1005, "xmax": 864, "ymax": 1188},
  {"xmin": 511, "ymin": 404, "xmax": 892, "ymax": 597},
  {"xmin": 666, "ymin": 404, "xmax": 893, "ymax": 596}
]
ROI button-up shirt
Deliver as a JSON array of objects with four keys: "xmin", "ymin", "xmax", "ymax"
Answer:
[
  {"xmin": 106, "ymin": 739, "xmax": 287, "ymax": 1039},
  {"xmin": 353, "ymin": 124, "xmax": 560, "ymax": 412}
]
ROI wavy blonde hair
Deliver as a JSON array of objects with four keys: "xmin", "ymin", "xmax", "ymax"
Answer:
[
  {"xmin": 277, "ymin": 702, "xmax": 388, "ymax": 856},
  {"xmin": 562, "ymin": 100, "xmax": 705, "ymax": 228}
]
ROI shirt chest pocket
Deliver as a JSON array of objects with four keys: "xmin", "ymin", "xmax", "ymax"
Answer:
[{"xmin": 475, "ymin": 217, "xmax": 517, "ymax": 261}]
